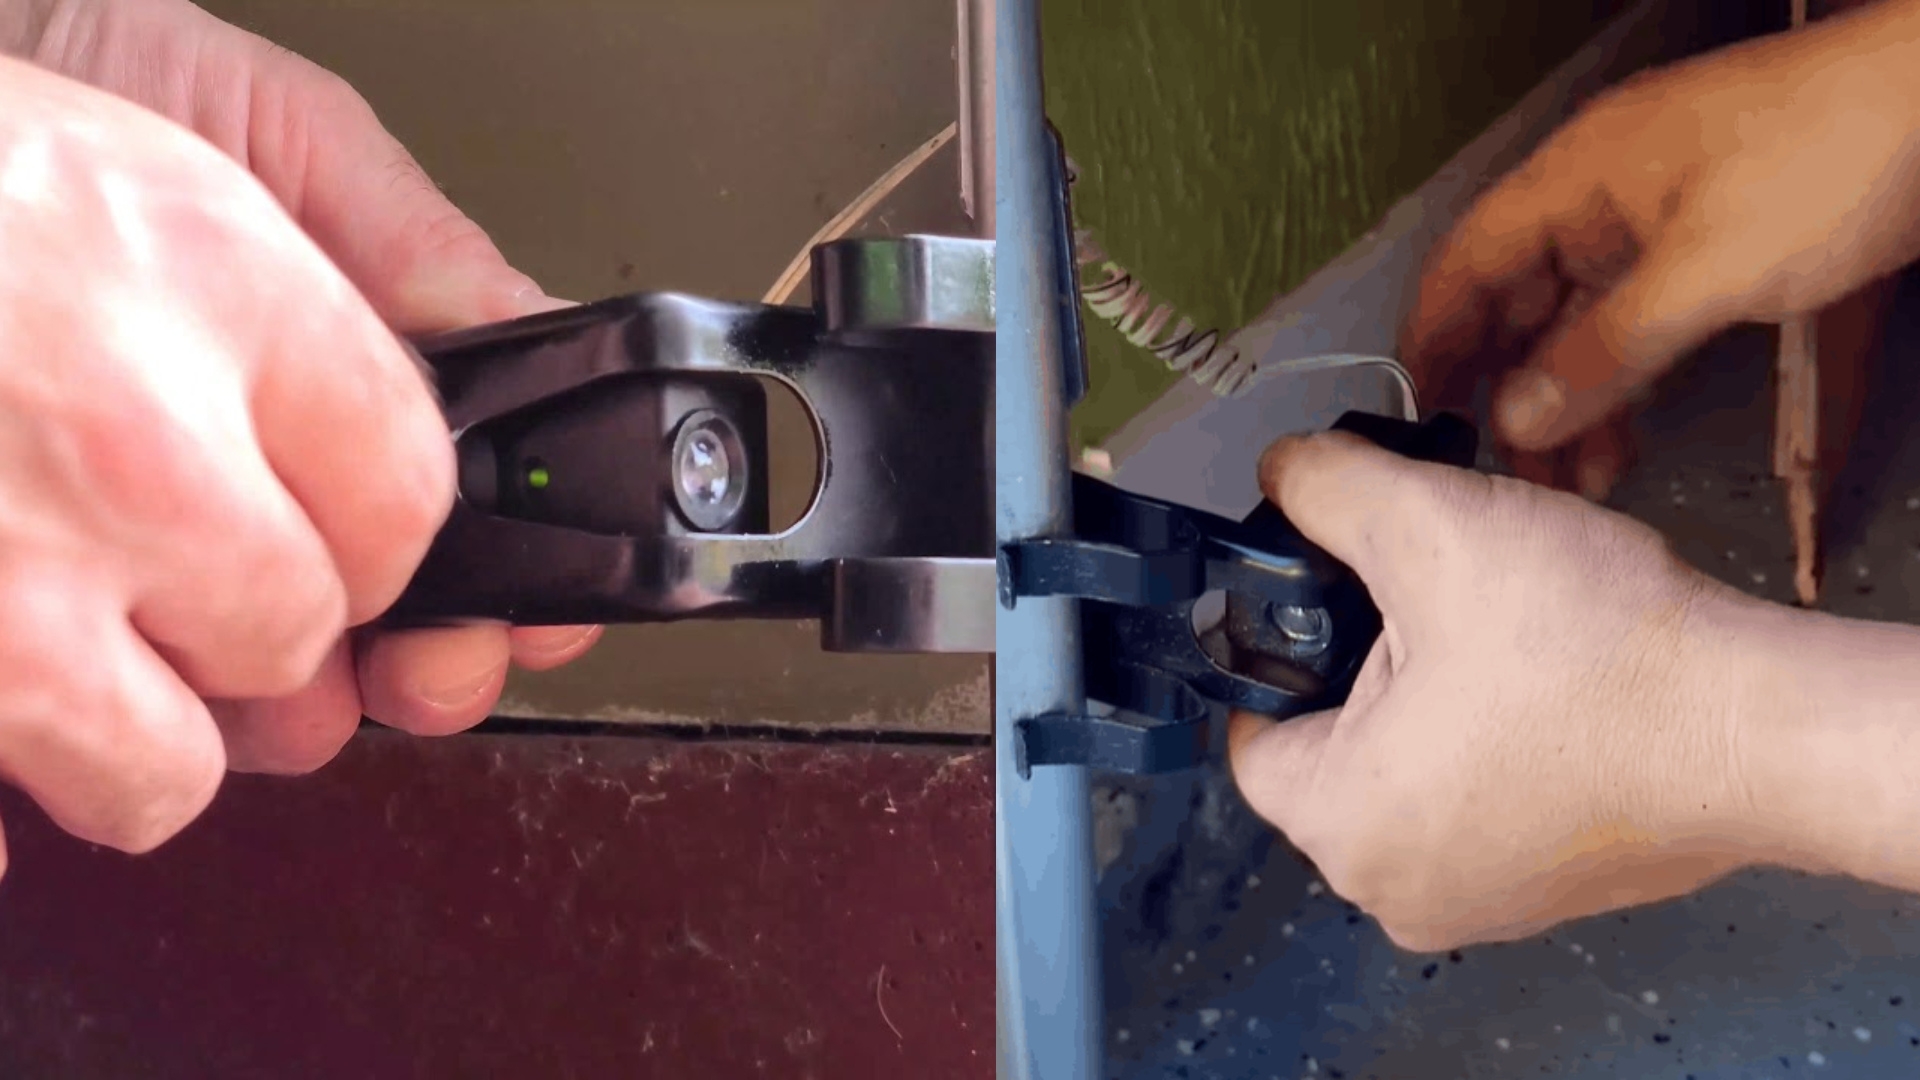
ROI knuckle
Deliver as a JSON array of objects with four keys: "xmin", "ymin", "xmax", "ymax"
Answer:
[
  {"xmin": 343, "ymin": 438, "xmax": 455, "ymax": 617},
  {"xmin": 1309, "ymin": 848, "xmax": 1360, "ymax": 898},
  {"xmin": 1309, "ymin": 842, "xmax": 1440, "ymax": 947},
  {"xmin": 1512, "ymin": 144, "xmax": 1567, "ymax": 193},
  {"xmin": 254, "ymin": 598, "xmax": 348, "ymax": 696},
  {"xmin": 1358, "ymin": 880, "xmax": 1446, "ymax": 952},
  {"xmin": 1255, "ymin": 442, "xmax": 1297, "ymax": 504},
  {"xmin": 93, "ymin": 771, "xmax": 215, "ymax": 855},
  {"xmin": 381, "ymin": 437, "xmax": 457, "ymax": 543},
  {"xmin": 214, "ymin": 526, "xmax": 349, "ymax": 695},
  {"xmin": 57, "ymin": 384, "xmax": 222, "ymax": 534},
  {"xmin": 102, "ymin": 702, "xmax": 226, "ymax": 857},
  {"xmin": 61, "ymin": 697, "xmax": 225, "ymax": 857},
  {"xmin": 0, "ymin": 566, "xmax": 225, "ymax": 855},
  {"xmin": 1264, "ymin": 432, "xmax": 1342, "ymax": 507},
  {"xmin": 220, "ymin": 696, "xmax": 359, "ymax": 779},
  {"xmin": 1379, "ymin": 918, "xmax": 1449, "ymax": 955},
  {"xmin": 343, "ymin": 353, "xmax": 458, "ymax": 530},
  {"xmin": 1235, "ymin": 776, "xmax": 1291, "ymax": 833},
  {"xmin": 402, "ymin": 194, "xmax": 501, "ymax": 269},
  {"xmin": 1285, "ymin": 829, "xmax": 1358, "ymax": 897},
  {"xmin": 0, "ymin": 562, "xmax": 87, "ymax": 684},
  {"xmin": 1394, "ymin": 461, "xmax": 1490, "ymax": 548},
  {"xmin": 297, "ymin": 63, "xmax": 379, "ymax": 129}
]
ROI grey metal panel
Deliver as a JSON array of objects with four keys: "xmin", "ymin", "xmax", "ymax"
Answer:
[{"xmin": 996, "ymin": 0, "xmax": 1103, "ymax": 1074}]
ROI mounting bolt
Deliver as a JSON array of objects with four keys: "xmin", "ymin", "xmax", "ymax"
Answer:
[
  {"xmin": 1268, "ymin": 605, "xmax": 1331, "ymax": 657},
  {"xmin": 669, "ymin": 409, "xmax": 747, "ymax": 532}
]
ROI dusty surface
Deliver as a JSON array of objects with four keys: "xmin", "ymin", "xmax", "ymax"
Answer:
[
  {"xmin": 198, "ymin": 0, "xmax": 989, "ymax": 736},
  {"xmin": 1098, "ymin": 274, "xmax": 1920, "ymax": 1078},
  {"xmin": 0, "ymin": 731, "xmax": 993, "ymax": 1078}
]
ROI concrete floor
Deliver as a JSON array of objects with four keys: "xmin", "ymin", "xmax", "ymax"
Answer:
[{"xmin": 1097, "ymin": 269, "xmax": 1920, "ymax": 1079}]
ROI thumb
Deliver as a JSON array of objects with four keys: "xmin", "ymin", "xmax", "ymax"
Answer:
[
  {"xmin": 1493, "ymin": 233, "xmax": 1741, "ymax": 453},
  {"xmin": 1226, "ymin": 708, "xmax": 1336, "ymax": 834},
  {"xmin": 1257, "ymin": 429, "xmax": 1468, "ymax": 615}
]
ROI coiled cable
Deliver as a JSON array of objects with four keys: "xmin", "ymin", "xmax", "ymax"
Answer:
[
  {"xmin": 1064, "ymin": 156, "xmax": 1419, "ymax": 419},
  {"xmin": 1064, "ymin": 156, "xmax": 1258, "ymax": 398}
]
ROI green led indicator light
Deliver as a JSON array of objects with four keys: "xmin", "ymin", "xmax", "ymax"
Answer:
[{"xmin": 526, "ymin": 464, "xmax": 551, "ymax": 490}]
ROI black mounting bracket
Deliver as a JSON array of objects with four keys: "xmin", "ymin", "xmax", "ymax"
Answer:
[
  {"xmin": 1002, "ymin": 410, "xmax": 1479, "ymax": 775},
  {"xmin": 381, "ymin": 235, "xmax": 996, "ymax": 655}
]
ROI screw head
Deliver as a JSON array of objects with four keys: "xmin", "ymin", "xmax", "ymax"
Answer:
[
  {"xmin": 1268, "ymin": 605, "xmax": 1331, "ymax": 656},
  {"xmin": 669, "ymin": 410, "xmax": 746, "ymax": 531},
  {"xmin": 680, "ymin": 429, "xmax": 730, "ymax": 504}
]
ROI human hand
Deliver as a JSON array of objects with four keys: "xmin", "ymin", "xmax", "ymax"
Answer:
[
  {"xmin": 0, "ymin": 0, "xmax": 604, "ymax": 866},
  {"xmin": 1225, "ymin": 430, "xmax": 1770, "ymax": 952},
  {"xmin": 5, "ymin": 1, "xmax": 601, "ymax": 777},
  {"xmin": 1401, "ymin": 0, "xmax": 1920, "ymax": 498}
]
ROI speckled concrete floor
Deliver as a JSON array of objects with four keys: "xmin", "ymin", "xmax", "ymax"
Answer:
[{"xmin": 1098, "ymin": 268, "xmax": 1920, "ymax": 1079}]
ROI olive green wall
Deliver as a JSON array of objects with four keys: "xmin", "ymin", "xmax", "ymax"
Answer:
[{"xmin": 1043, "ymin": 0, "xmax": 1621, "ymax": 450}]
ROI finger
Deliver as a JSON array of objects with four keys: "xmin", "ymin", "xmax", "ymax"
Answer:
[
  {"xmin": 0, "ymin": 570, "xmax": 225, "ymax": 854},
  {"xmin": 226, "ymin": 42, "xmax": 565, "ymax": 332},
  {"xmin": 1403, "ymin": 149, "xmax": 1600, "ymax": 406},
  {"xmin": 229, "ymin": 44, "xmax": 603, "ymax": 641},
  {"xmin": 4, "ymin": 9, "xmax": 461, "ymax": 634},
  {"xmin": 357, "ymin": 625, "xmax": 511, "ymax": 736},
  {"xmin": 246, "ymin": 303, "xmax": 456, "ymax": 627},
  {"xmin": 1493, "ymin": 406, "xmax": 1634, "ymax": 499},
  {"xmin": 209, "ymin": 639, "xmax": 363, "ymax": 776},
  {"xmin": 1226, "ymin": 708, "xmax": 1337, "ymax": 836},
  {"xmin": 509, "ymin": 625, "xmax": 605, "ymax": 673},
  {"xmin": 1257, "ymin": 431, "xmax": 1476, "ymax": 610},
  {"xmin": 175, "ymin": 25, "xmax": 601, "ymax": 642},
  {"xmin": 24, "ymin": 1, "xmax": 567, "ymax": 331},
  {"xmin": 112, "ymin": 79, "xmax": 463, "ymax": 633},
  {"xmin": 1572, "ymin": 412, "xmax": 1636, "ymax": 503},
  {"xmin": 1491, "ymin": 262, "xmax": 1566, "ymax": 355},
  {"xmin": 1494, "ymin": 235, "xmax": 1738, "ymax": 452},
  {"xmin": 114, "ymin": 374, "xmax": 349, "ymax": 700}
]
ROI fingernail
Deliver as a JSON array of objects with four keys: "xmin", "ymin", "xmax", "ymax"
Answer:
[
  {"xmin": 1498, "ymin": 370, "xmax": 1568, "ymax": 445},
  {"xmin": 418, "ymin": 664, "xmax": 505, "ymax": 709},
  {"xmin": 506, "ymin": 285, "xmax": 578, "ymax": 317},
  {"xmin": 516, "ymin": 625, "xmax": 600, "ymax": 659}
]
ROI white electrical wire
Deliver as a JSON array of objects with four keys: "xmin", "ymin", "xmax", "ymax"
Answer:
[
  {"xmin": 763, "ymin": 122, "xmax": 958, "ymax": 306},
  {"xmin": 1065, "ymin": 157, "xmax": 1420, "ymax": 420}
]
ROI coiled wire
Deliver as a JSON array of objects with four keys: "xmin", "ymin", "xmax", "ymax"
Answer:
[
  {"xmin": 1064, "ymin": 156, "xmax": 1258, "ymax": 398},
  {"xmin": 1064, "ymin": 157, "xmax": 1419, "ymax": 419}
]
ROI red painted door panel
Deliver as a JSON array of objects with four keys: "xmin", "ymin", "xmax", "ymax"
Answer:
[{"xmin": 0, "ymin": 731, "xmax": 992, "ymax": 1079}]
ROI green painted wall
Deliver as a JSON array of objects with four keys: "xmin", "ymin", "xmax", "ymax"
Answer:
[{"xmin": 1043, "ymin": 0, "xmax": 1619, "ymax": 450}]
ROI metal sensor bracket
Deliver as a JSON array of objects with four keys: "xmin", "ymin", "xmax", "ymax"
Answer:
[{"xmin": 383, "ymin": 235, "xmax": 996, "ymax": 656}]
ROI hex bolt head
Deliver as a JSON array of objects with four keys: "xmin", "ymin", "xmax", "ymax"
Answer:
[{"xmin": 1268, "ymin": 604, "xmax": 1331, "ymax": 656}]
